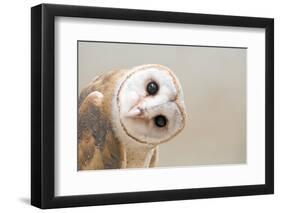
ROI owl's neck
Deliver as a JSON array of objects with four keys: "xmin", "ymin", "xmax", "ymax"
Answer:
[{"xmin": 124, "ymin": 142, "xmax": 157, "ymax": 168}]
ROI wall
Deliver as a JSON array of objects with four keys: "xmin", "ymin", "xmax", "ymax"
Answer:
[{"xmin": 0, "ymin": 0, "xmax": 279, "ymax": 212}]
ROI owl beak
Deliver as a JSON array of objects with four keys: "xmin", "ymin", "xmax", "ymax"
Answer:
[
  {"xmin": 126, "ymin": 107, "xmax": 142, "ymax": 117},
  {"xmin": 125, "ymin": 96, "xmax": 146, "ymax": 118}
]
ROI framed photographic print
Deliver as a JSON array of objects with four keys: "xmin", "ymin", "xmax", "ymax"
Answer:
[{"xmin": 31, "ymin": 3, "xmax": 274, "ymax": 209}]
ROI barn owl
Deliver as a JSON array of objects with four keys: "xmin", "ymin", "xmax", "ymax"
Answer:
[{"xmin": 78, "ymin": 64, "xmax": 187, "ymax": 170}]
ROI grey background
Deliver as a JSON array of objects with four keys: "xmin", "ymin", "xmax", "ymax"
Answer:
[{"xmin": 78, "ymin": 41, "xmax": 246, "ymax": 167}]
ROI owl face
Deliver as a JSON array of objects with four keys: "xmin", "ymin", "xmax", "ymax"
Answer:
[{"xmin": 113, "ymin": 64, "xmax": 186, "ymax": 145}]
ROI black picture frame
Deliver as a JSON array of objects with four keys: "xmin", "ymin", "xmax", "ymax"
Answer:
[{"xmin": 31, "ymin": 3, "xmax": 274, "ymax": 209}]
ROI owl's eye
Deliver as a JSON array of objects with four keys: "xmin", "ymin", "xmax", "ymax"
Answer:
[
  {"xmin": 154, "ymin": 115, "xmax": 167, "ymax": 128},
  {"xmin": 146, "ymin": 81, "xmax": 159, "ymax": 95}
]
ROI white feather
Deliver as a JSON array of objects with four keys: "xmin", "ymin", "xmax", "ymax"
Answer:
[{"xmin": 111, "ymin": 64, "xmax": 186, "ymax": 146}]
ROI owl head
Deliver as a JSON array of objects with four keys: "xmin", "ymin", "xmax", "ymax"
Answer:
[{"xmin": 111, "ymin": 64, "xmax": 187, "ymax": 146}]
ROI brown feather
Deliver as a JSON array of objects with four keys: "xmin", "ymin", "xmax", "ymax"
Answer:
[{"xmin": 78, "ymin": 70, "xmax": 128, "ymax": 170}]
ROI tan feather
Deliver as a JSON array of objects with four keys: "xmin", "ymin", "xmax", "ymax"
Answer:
[{"xmin": 78, "ymin": 83, "xmax": 125, "ymax": 170}]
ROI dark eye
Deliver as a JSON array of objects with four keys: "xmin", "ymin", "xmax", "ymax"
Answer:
[
  {"xmin": 146, "ymin": 81, "xmax": 159, "ymax": 95},
  {"xmin": 154, "ymin": 115, "xmax": 167, "ymax": 128}
]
